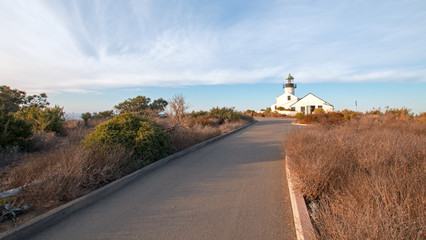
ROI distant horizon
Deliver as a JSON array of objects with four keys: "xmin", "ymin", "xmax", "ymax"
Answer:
[
  {"xmin": 1, "ymin": 1, "xmax": 425, "ymax": 115},
  {"xmin": 44, "ymin": 81, "xmax": 424, "ymax": 119}
]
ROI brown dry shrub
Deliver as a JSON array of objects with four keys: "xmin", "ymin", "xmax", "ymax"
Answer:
[
  {"xmin": 217, "ymin": 120, "xmax": 246, "ymax": 133},
  {"xmin": 190, "ymin": 115, "xmax": 221, "ymax": 127},
  {"xmin": 296, "ymin": 110, "xmax": 361, "ymax": 125},
  {"xmin": 29, "ymin": 132, "xmax": 61, "ymax": 152},
  {"xmin": 155, "ymin": 116, "xmax": 249, "ymax": 153},
  {"xmin": 417, "ymin": 112, "xmax": 426, "ymax": 123},
  {"xmin": 27, "ymin": 119, "xmax": 98, "ymax": 152},
  {"xmin": 285, "ymin": 115, "xmax": 426, "ymax": 239},
  {"xmin": 169, "ymin": 119, "xmax": 248, "ymax": 153},
  {"xmin": 169, "ymin": 124, "xmax": 220, "ymax": 153},
  {"xmin": 252, "ymin": 112, "xmax": 291, "ymax": 118},
  {"xmin": 0, "ymin": 146, "xmax": 20, "ymax": 169},
  {"xmin": 4, "ymin": 145, "xmax": 129, "ymax": 209},
  {"xmin": 0, "ymin": 119, "xmax": 100, "ymax": 174}
]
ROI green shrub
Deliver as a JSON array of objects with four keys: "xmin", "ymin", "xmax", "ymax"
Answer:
[
  {"xmin": 190, "ymin": 110, "xmax": 208, "ymax": 118},
  {"xmin": 0, "ymin": 112, "xmax": 32, "ymax": 148},
  {"xmin": 313, "ymin": 108, "xmax": 325, "ymax": 115},
  {"xmin": 209, "ymin": 107, "xmax": 243, "ymax": 123},
  {"xmin": 263, "ymin": 107, "xmax": 272, "ymax": 114},
  {"xmin": 294, "ymin": 112, "xmax": 305, "ymax": 120},
  {"xmin": 82, "ymin": 113, "xmax": 170, "ymax": 172},
  {"xmin": 15, "ymin": 106, "xmax": 65, "ymax": 134},
  {"xmin": 276, "ymin": 106, "xmax": 291, "ymax": 111},
  {"xmin": 339, "ymin": 109, "xmax": 360, "ymax": 121}
]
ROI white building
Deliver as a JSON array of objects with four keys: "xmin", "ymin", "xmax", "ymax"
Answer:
[{"xmin": 270, "ymin": 74, "xmax": 334, "ymax": 115}]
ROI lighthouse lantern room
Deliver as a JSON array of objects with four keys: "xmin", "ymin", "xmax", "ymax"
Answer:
[{"xmin": 283, "ymin": 73, "xmax": 296, "ymax": 95}]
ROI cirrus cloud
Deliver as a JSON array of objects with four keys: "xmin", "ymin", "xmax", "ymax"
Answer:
[{"xmin": 1, "ymin": 0, "xmax": 425, "ymax": 94}]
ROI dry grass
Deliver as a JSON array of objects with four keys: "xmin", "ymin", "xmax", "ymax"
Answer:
[
  {"xmin": 2, "ymin": 146, "xmax": 129, "ymax": 211},
  {"xmin": 155, "ymin": 116, "xmax": 249, "ymax": 153},
  {"xmin": 285, "ymin": 115, "xmax": 426, "ymax": 239},
  {"xmin": 0, "ymin": 118, "xmax": 125, "ymax": 212},
  {"xmin": 0, "ymin": 146, "xmax": 20, "ymax": 169},
  {"xmin": 0, "ymin": 115, "xmax": 251, "ymax": 227}
]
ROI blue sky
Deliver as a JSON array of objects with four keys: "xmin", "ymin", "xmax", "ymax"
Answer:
[{"xmin": 1, "ymin": 0, "xmax": 425, "ymax": 115}]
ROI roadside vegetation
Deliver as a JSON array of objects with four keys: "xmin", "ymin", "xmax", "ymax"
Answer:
[
  {"xmin": 248, "ymin": 108, "xmax": 292, "ymax": 118},
  {"xmin": 285, "ymin": 109, "xmax": 425, "ymax": 239},
  {"xmin": 0, "ymin": 86, "xmax": 253, "ymax": 230}
]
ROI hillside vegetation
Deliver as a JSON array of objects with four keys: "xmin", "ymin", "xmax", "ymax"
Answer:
[
  {"xmin": 285, "ymin": 110, "xmax": 425, "ymax": 239},
  {"xmin": 0, "ymin": 87, "xmax": 253, "ymax": 229}
]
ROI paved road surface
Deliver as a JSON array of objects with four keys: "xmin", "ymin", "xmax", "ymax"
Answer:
[{"xmin": 31, "ymin": 118, "xmax": 298, "ymax": 240}]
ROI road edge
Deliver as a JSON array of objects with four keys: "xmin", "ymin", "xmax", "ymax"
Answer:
[
  {"xmin": 0, "ymin": 121, "xmax": 257, "ymax": 240},
  {"xmin": 285, "ymin": 155, "xmax": 317, "ymax": 240},
  {"xmin": 292, "ymin": 122, "xmax": 310, "ymax": 126}
]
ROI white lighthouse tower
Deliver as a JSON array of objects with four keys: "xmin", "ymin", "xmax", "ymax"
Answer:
[
  {"xmin": 284, "ymin": 73, "xmax": 296, "ymax": 95},
  {"xmin": 270, "ymin": 73, "xmax": 299, "ymax": 112},
  {"xmin": 270, "ymin": 73, "xmax": 334, "ymax": 115}
]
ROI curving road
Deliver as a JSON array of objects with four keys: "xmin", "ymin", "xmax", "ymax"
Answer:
[{"xmin": 31, "ymin": 118, "xmax": 298, "ymax": 240}]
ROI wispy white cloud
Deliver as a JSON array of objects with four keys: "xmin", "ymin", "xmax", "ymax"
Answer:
[{"xmin": 0, "ymin": 0, "xmax": 425, "ymax": 94}]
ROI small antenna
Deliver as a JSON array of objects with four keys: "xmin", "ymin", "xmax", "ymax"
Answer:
[{"xmin": 355, "ymin": 100, "xmax": 358, "ymax": 112}]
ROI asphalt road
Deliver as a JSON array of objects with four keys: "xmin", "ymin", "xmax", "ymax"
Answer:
[{"xmin": 31, "ymin": 118, "xmax": 298, "ymax": 240}]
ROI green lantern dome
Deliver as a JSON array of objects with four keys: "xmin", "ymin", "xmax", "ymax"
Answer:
[{"xmin": 283, "ymin": 73, "xmax": 296, "ymax": 89}]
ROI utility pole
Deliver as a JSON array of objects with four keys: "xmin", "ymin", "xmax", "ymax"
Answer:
[{"xmin": 355, "ymin": 100, "xmax": 357, "ymax": 112}]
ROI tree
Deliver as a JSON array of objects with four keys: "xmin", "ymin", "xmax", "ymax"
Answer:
[
  {"xmin": 81, "ymin": 112, "xmax": 92, "ymax": 125},
  {"xmin": 150, "ymin": 98, "xmax": 168, "ymax": 112},
  {"xmin": 0, "ymin": 85, "xmax": 49, "ymax": 114},
  {"xmin": 24, "ymin": 93, "xmax": 49, "ymax": 109},
  {"xmin": 0, "ymin": 86, "xmax": 26, "ymax": 114},
  {"xmin": 168, "ymin": 94, "xmax": 189, "ymax": 125},
  {"xmin": 114, "ymin": 96, "xmax": 151, "ymax": 115},
  {"xmin": 0, "ymin": 86, "xmax": 60, "ymax": 148},
  {"xmin": 93, "ymin": 110, "xmax": 114, "ymax": 119},
  {"xmin": 114, "ymin": 96, "xmax": 169, "ymax": 115}
]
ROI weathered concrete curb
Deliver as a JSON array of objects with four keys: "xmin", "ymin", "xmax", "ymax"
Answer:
[
  {"xmin": 0, "ymin": 121, "xmax": 257, "ymax": 240},
  {"xmin": 285, "ymin": 155, "xmax": 317, "ymax": 240},
  {"xmin": 292, "ymin": 122, "xmax": 310, "ymax": 127}
]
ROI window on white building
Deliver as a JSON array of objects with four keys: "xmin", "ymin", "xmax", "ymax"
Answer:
[
  {"xmin": 291, "ymin": 107, "xmax": 295, "ymax": 111},
  {"xmin": 318, "ymin": 106, "xmax": 323, "ymax": 109},
  {"xmin": 288, "ymin": 96, "xmax": 291, "ymax": 100},
  {"xmin": 301, "ymin": 107, "xmax": 305, "ymax": 113}
]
